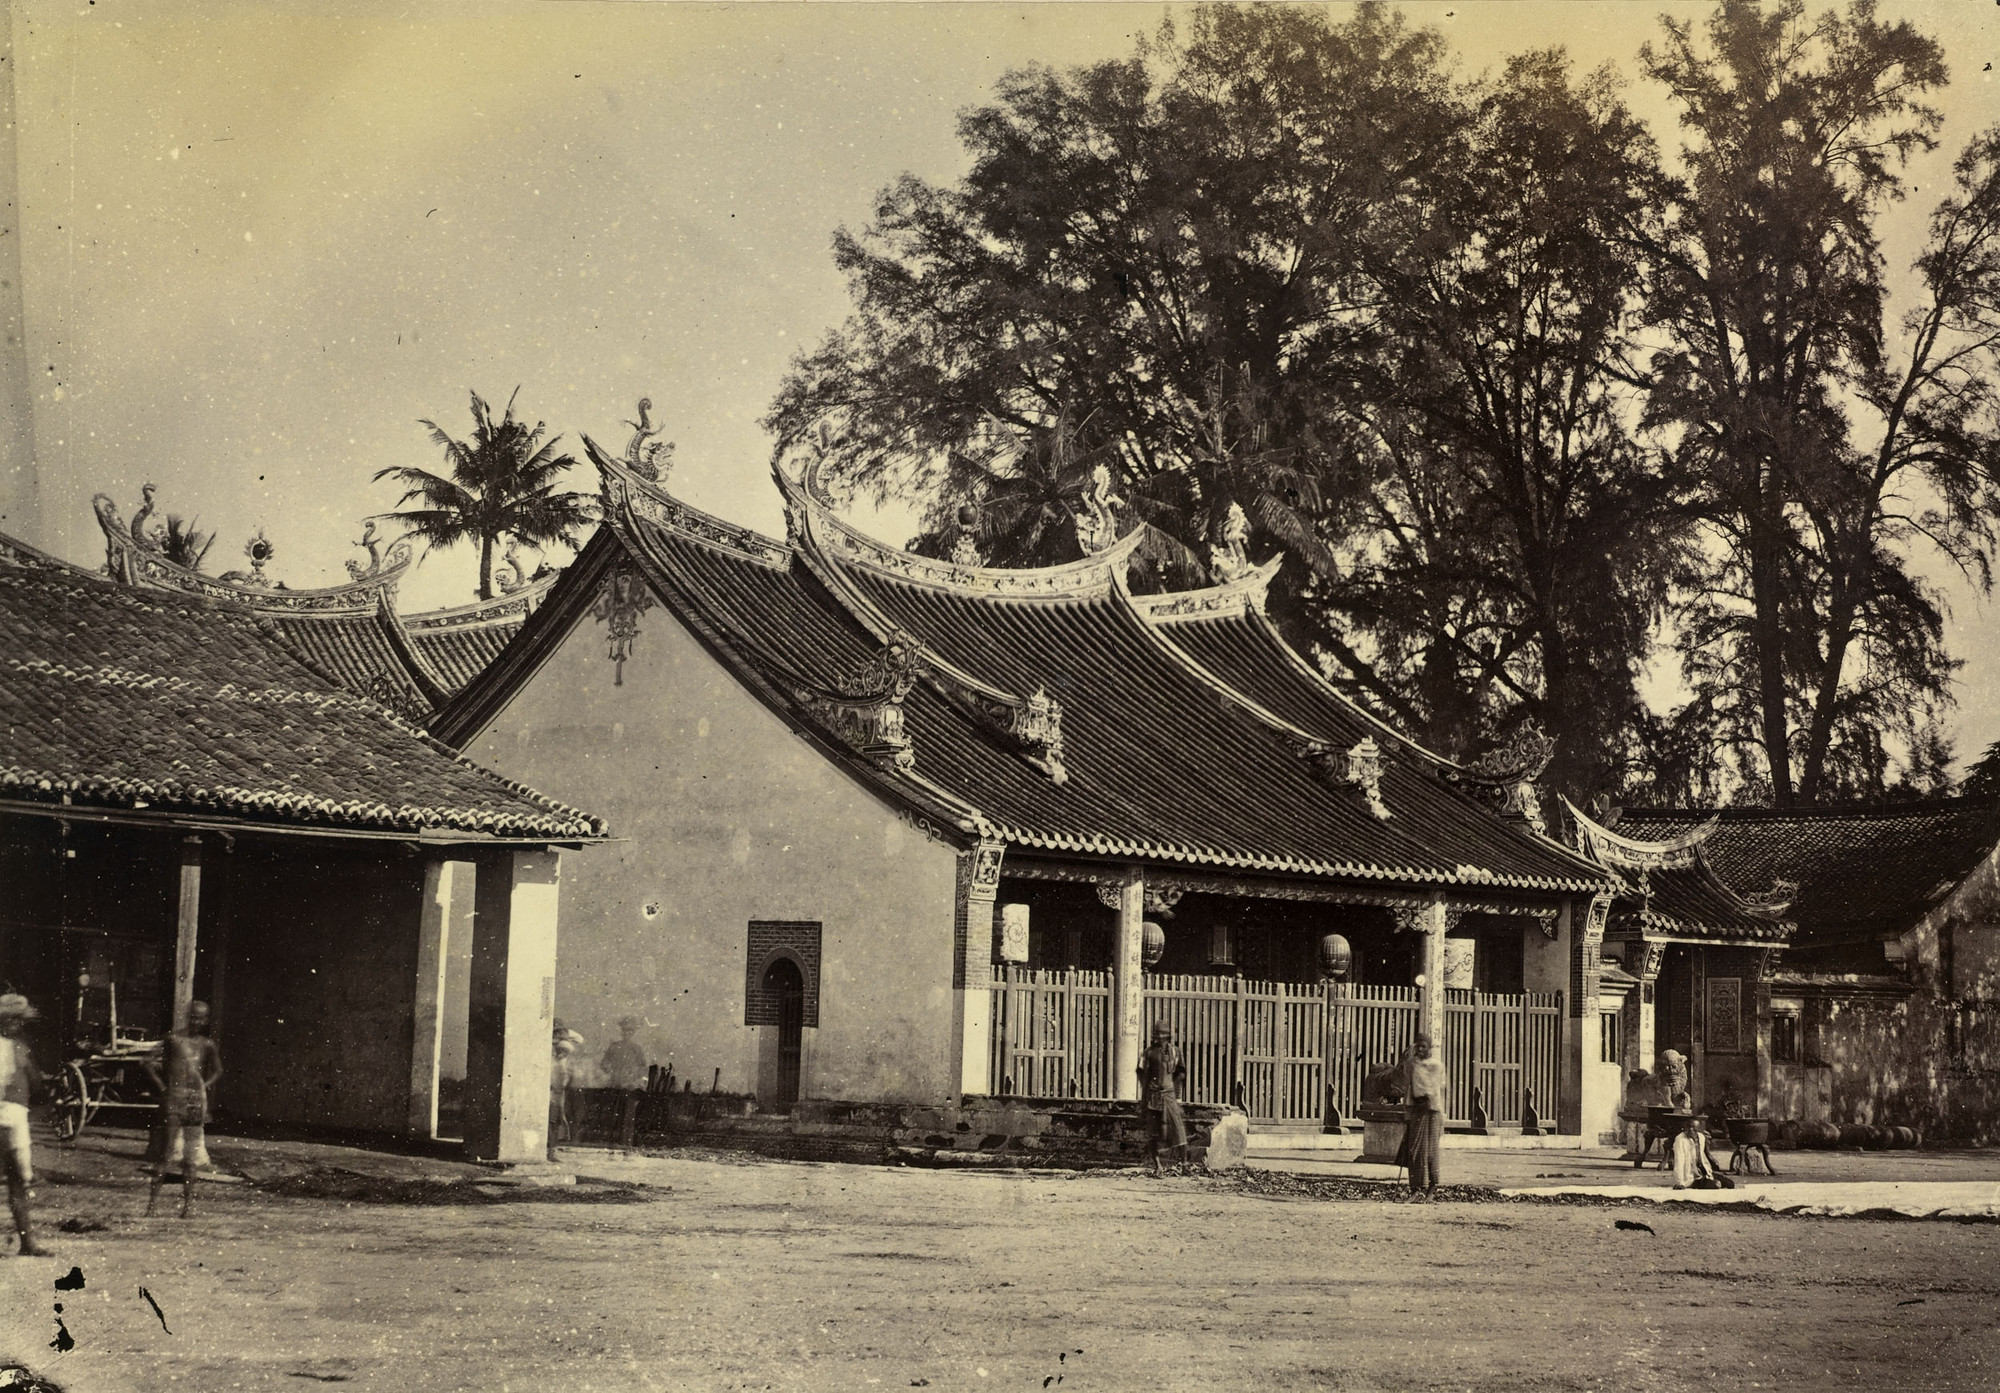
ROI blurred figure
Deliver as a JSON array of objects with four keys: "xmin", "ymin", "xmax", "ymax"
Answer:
[
  {"xmin": 1137, "ymin": 1019, "xmax": 1187, "ymax": 1177},
  {"xmin": 600, "ymin": 1017, "xmax": 648, "ymax": 1091},
  {"xmin": 0, "ymin": 994, "xmax": 48, "ymax": 1255},
  {"xmin": 549, "ymin": 1024, "xmax": 584, "ymax": 1161}
]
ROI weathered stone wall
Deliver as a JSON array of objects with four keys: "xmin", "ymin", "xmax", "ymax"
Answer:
[{"xmin": 464, "ymin": 580, "xmax": 963, "ymax": 1107}]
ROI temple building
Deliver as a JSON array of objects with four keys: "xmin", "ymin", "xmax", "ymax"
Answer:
[
  {"xmin": 0, "ymin": 530, "xmax": 605, "ymax": 1163},
  {"xmin": 426, "ymin": 435, "xmax": 1627, "ymax": 1141},
  {"xmin": 1615, "ymin": 802, "xmax": 2000, "ymax": 1142},
  {"xmin": 1561, "ymin": 803, "xmax": 1797, "ymax": 1141}
]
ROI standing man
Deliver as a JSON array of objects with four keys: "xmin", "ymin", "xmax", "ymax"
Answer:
[
  {"xmin": 599, "ymin": 1016, "xmax": 648, "ymax": 1092},
  {"xmin": 145, "ymin": 1000, "xmax": 222, "ymax": 1218},
  {"xmin": 1395, "ymin": 1033, "xmax": 1447, "ymax": 1199},
  {"xmin": 1137, "ymin": 1019, "xmax": 1187, "ymax": 1177},
  {"xmin": 0, "ymin": 993, "xmax": 48, "ymax": 1255}
]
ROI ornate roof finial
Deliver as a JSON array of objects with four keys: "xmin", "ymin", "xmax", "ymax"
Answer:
[
  {"xmin": 623, "ymin": 397, "xmax": 675, "ymax": 483},
  {"xmin": 494, "ymin": 539, "xmax": 530, "ymax": 595},
  {"xmin": 792, "ymin": 635, "xmax": 922, "ymax": 772},
  {"xmin": 131, "ymin": 484, "xmax": 160, "ymax": 549},
  {"xmin": 1209, "ymin": 501, "xmax": 1251, "ymax": 582},
  {"xmin": 1073, "ymin": 463, "xmax": 1124, "ymax": 555},
  {"xmin": 1345, "ymin": 737, "xmax": 1392, "ymax": 821},
  {"xmin": 224, "ymin": 529, "xmax": 278, "ymax": 588},
  {"xmin": 949, "ymin": 504, "xmax": 983, "ymax": 569},
  {"xmin": 346, "ymin": 520, "xmax": 385, "ymax": 582}
]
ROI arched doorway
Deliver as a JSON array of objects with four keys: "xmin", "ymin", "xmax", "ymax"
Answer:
[{"xmin": 761, "ymin": 956, "xmax": 804, "ymax": 1110}]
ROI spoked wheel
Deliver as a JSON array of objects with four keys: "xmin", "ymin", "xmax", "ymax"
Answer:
[{"xmin": 48, "ymin": 1062, "xmax": 91, "ymax": 1141}]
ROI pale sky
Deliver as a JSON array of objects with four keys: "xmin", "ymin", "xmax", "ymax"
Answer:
[{"xmin": 12, "ymin": 0, "xmax": 2000, "ymax": 762}]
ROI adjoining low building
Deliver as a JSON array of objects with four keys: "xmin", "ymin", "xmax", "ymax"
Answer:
[
  {"xmin": 1614, "ymin": 801, "xmax": 2000, "ymax": 1142},
  {"xmin": 90, "ymin": 486, "xmax": 553, "ymax": 720},
  {"xmin": 1562, "ymin": 802, "xmax": 1796, "ymax": 1142},
  {"xmin": 0, "ymin": 531, "xmax": 605, "ymax": 1162},
  {"xmin": 428, "ymin": 439, "xmax": 1621, "ymax": 1145}
]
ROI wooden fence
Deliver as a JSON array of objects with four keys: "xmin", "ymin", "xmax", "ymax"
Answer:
[{"xmin": 989, "ymin": 967, "xmax": 1563, "ymax": 1131}]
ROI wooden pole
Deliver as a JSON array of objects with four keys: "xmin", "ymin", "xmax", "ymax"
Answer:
[{"xmin": 172, "ymin": 836, "xmax": 201, "ymax": 1033}]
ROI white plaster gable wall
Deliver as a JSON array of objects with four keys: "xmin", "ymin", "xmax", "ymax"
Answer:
[{"xmin": 464, "ymin": 575, "xmax": 962, "ymax": 1105}]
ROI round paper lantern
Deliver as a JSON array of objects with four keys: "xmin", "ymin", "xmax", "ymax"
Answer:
[
  {"xmin": 1318, "ymin": 933, "xmax": 1352, "ymax": 980},
  {"xmin": 1141, "ymin": 920, "xmax": 1166, "ymax": 968}
]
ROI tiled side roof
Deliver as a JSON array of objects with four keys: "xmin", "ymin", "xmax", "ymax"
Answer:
[
  {"xmin": 1615, "ymin": 802, "xmax": 2000, "ymax": 935},
  {"xmin": 0, "ymin": 556, "xmax": 604, "ymax": 839},
  {"xmin": 409, "ymin": 623, "xmax": 518, "ymax": 695},
  {"xmin": 268, "ymin": 612, "xmax": 432, "ymax": 710},
  {"xmin": 1621, "ymin": 857, "xmax": 1793, "ymax": 943}
]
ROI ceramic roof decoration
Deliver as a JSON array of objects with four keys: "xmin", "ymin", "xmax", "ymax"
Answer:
[
  {"xmin": 436, "ymin": 443, "xmax": 1614, "ymax": 896},
  {"xmin": 88, "ymin": 483, "xmax": 557, "ymax": 711},
  {"xmin": 0, "ymin": 536, "xmax": 604, "ymax": 841}
]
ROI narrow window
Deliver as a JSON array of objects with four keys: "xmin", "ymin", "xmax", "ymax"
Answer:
[
  {"xmin": 1600, "ymin": 1011, "xmax": 1621, "ymax": 1064},
  {"xmin": 1772, "ymin": 1011, "xmax": 1799, "ymax": 1064}
]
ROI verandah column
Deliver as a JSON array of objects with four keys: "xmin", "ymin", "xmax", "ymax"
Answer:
[
  {"xmin": 1413, "ymin": 892, "xmax": 1448, "ymax": 1049},
  {"xmin": 463, "ymin": 848, "xmax": 562, "ymax": 1164},
  {"xmin": 408, "ymin": 858, "xmax": 464, "ymax": 1139},
  {"xmin": 951, "ymin": 841, "xmax": 1005, "ymax": 1096},
  {"xmin": 172, "ymin": 835, "xmax": 202, "ymax": 1031},
  {"xmin": 1111, "ymin": 867, "xmax": 1145, "ymax": 1102}
]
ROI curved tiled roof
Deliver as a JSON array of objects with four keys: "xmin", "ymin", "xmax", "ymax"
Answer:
[
  {"xmin": 430, "ymin": 455, "xmax": 1610, "ymax": 894},
  {"xmin": 0, "ymin": 549, "xmax": 605, "ymax": 840},
  {"xmin": 1615, "ymin": 802, "xmax": 2000, "ymax": 937}
]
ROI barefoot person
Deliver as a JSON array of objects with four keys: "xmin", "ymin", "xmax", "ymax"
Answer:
[
  {"xmin": 1394, "ymin": 1033, "xmax": 1447, "ymax": 1198},
  {"xmin": 1137, "ymin": 1019, "xmax": 1188, "ymax": 1177},
  {"xmin": 145, "ymin": 1001, "xmax": 222, "ymax": 1218},
  {"xmin": 0, "ymin": 994, "xmax": 48, "ymax": 1255}
]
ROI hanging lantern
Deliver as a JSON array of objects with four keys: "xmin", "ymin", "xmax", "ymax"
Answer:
[
  {"xmin": 1318, "ymin": 933, "xmax": 1353, "ymax": 981},
  {"xmin": 1141, "ymin": 920, "xmax": 1166, "ymax": 968}
]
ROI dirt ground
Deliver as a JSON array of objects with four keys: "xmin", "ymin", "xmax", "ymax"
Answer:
[{"xmin": 2, "ymin": 1128, "xmax": 1998, "ymax": 1393}]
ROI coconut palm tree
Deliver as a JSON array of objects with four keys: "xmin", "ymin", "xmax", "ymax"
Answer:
[{"xmin": 375, "ymin": 389, "xmax": 595, "ymax": 599}]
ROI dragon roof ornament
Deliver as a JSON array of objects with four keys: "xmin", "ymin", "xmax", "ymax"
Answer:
[
  {"xmin": 588, "ymin": 437, "xmax": 792, "ymax": 568},
  {"xmin": 786, "ymin": 635, "xmax": 922, "ymax": 773},
  {"xmin": 782, "ymin": 457, "xmax": 1142, "ymax": 599},
  {"xmin": 1563, "ymin": 795, "xmax": 1719, "ymax": 873},
  {"xmin": 92, "ymin": 488, "xmax": 410, "ymax": 615},
  {"xmin": 1126, "ymin": 555, "xmax": 1283, "ymax": 623}
]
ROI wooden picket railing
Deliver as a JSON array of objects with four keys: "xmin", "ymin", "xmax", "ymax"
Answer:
[{"xmin": 988, "ymin": 967, "xmax": 1563, "ymax": 1131}]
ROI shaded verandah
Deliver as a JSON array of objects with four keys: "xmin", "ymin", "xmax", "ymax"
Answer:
[{"xmin": 976, "ymin": 864, "xmax": 1575, "ymax": 1133}]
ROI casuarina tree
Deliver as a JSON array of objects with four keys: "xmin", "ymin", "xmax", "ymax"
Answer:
[
  {"xmin": 376, "ymin": 389, "xmax": 597, "ymax": 600},
  {"xmin": 1640, "ymin": 0, "xmax": 2000, "ymax": 804}
]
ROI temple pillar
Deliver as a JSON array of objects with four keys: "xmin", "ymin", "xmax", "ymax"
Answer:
[
  {"xmin": 1413, "ymin": 893, "xmax": 1448, "ymax": 1048},
  {"xmin": 172, "ymin": 835, "xmax": 202, "ymax": 1032},
  {"xmin": 1625, "ymin": 939, "xmax": 1663, "ymax": 1085},
  {"xmin": 408, "ymin": 859, "xmax": 463, "ymax": 1139},
  {"xmin": 952, "ymin": 841, "xmax": 1004, "ymax": 1096},
  {"xmin": 1566, "ymin": 893, "xmax": 1613, "ymax": 1138},
  {"xmin": 1112, "ymin": 868, "xmax": 1145, "ymax": 1102},
  {"xmin": 463, "ymin": 848, "xmax": 562, "ymax": 1164}
]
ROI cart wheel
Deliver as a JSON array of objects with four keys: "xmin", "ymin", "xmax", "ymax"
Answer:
[{"xmin": 49, "ymin": 1062, "xmax": 90, "ymax": 1141}]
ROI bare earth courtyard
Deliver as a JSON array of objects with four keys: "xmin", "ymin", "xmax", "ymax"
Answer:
[{"xmin": 2, "ymin": 1130, "xmax": 1998, "ymax": 1393}]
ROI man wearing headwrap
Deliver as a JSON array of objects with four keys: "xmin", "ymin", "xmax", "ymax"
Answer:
[
  {"xmin": 1394, "ymin": 1033, "xmax": 1447, "ymax": 1197},
  {"xmin": 1137, "ymin": 1019, "xmax": 1188, "ymax": 1177},
  {"xmin": 0, "ymin": 994, "xmax": 48, "ymax": 1254}
]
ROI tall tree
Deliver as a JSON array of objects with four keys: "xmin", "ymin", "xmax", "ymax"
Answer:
[
  {"xmin": 376, "ymin": 389, "xmax": 596, "ymax": 600},
  {"xmin": 1640, "ymin": 0, "xmax": 2000, "ymax": 804},
  {"xmin": 1329, "ymin": 50, "xmax": 1688, "ymax": 792},
  {"xmin": 769, "ymin": 4, "xmax": 1684, "ymax": 794}
]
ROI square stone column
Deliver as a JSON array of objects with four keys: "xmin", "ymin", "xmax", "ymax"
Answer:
[
  {"xmin": 172, "ymin": 835, "xmax": 202, "ymax": 1032},
  {"xmin": 1565, "ymin": 893, "xmax": 1613, "ymax": 1137},
  {"xmin": 408, "ymin": 859, "xmax": 464, "ymax": 1139},
  {"xmin": 952, "ymin": 841, "xmax": 1004, "ymax": 1096},
  {"xmin": 1411, "ymin": 894, "xmax": 1448, "ymax": 1048},
  {"xmin": 463, "ymin": 848, "xmax": 562, "ymax": 1164},
  {"xmin": 1111, "ymin": 869, "xmax": 1145, "ymax": 1102}
]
